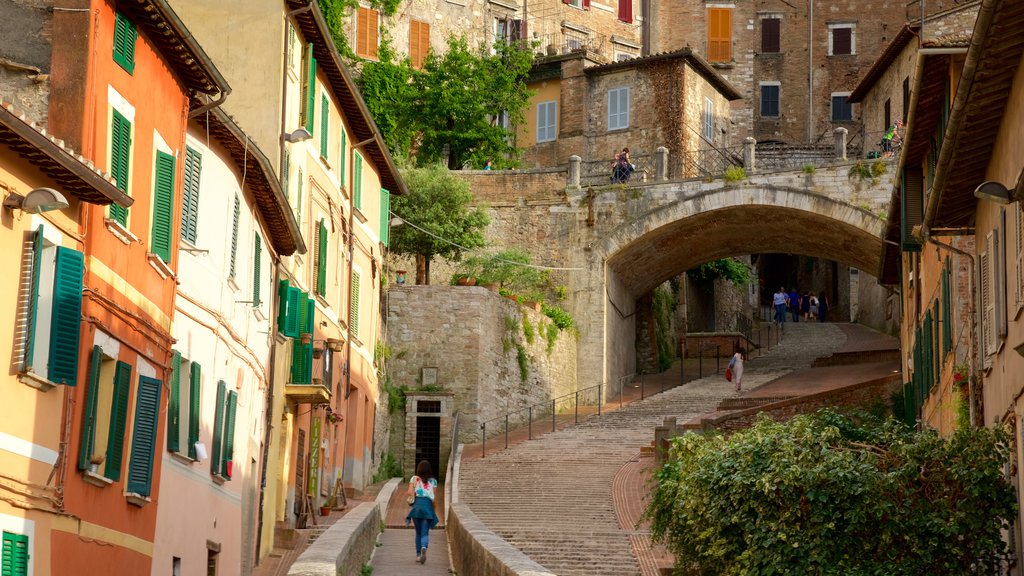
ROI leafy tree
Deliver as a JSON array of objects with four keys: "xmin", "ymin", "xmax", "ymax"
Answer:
[
  {"xmin": 358, "ymin": 33, "xmax": 415, "ymax": 158},
  {"xmin": 687, "ymin": 257, "xmax": 751, "ymax": 285},
  {"xmin": 390, "ymin": 165, "xmax": 489, "ymax": 284},
  {"xmin": 645, "ymin": 410, "xmax": 1017, "ymax": 575}
]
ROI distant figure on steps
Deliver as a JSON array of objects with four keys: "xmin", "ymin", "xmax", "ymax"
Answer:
[{"xmin": 406, "ymin": 460, "xmax": 439, "ymax": 564}]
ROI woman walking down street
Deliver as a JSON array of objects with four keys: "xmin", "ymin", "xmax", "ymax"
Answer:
[
  {"xmin": 730, "ymin": 347, "xmax": 746, "ymax": 392},
  {"xmin": 406, "ymin": 460, "xmax": 440, "ymax": 564}
]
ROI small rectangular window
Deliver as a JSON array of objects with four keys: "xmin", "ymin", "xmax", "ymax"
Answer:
[
  {"xmin": 703, "ymin": 97, "xmax": 714, "ymax": 140},
  {"xmin": 151, "ymin": 151, "xmax": 176, "ymax": 263},
  {"xmin": 350, "ymin": 271, "xmax": 361, "ymax": 338},
  {"xmin": 536, "ymin": 101, "xmax": 557, "ymax": 143},
  {"xmin": 761, "ymin": 17, "xmax": 780, "ymax": 53},
  {"xmin": 831, "ymin": 94, "xmax": 852, "ymax": 122},
  {"xmin": 112, "ymin": 12, "xmax": 137, "ymax": 74},
  {"xmin": 320, "ymin": 93, "xmax": 330, "ymax": 159},
  {"xmin": 617, "ymin": 0, "xmax": 632, "ymax": 23},
  {"xmin": 830, "ymin": 25, "xmax": 854, "ymax": 55},
  {"xmin": 607, "ymin": 87, "xmax": 630, "ymax": 131},
  {"xmin": 760, "ymin": 84, "xmax": 780, "ymax": 117}
]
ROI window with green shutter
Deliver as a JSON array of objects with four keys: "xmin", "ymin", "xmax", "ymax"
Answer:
[
  {"xmin": 253, "ymin": 233, "xmax": 263, "ymax": 308},
  {"xmin": 127, "ymin": 375, "xmax": 161, "ymax": 496},
  {"xmin": 291, "ymin": 292, "xmax": 313, "ymax": 384},
  {"xmin": 296, "ymin": 168, "xmax": 304, "ymax": 227},
  {"xmin": 112, "ymin": 12, "xmax": 137, "ymax": 74},
  {"xmin": 320, "ymin": 93, "xmax": 329, "ymax": 159},
  {"xmin": 229, "ymin": 195, "xmax": 240, "ymax": 278},
  {"xmin": 283, "ymin": 150, "xmax": 291, "ymax": 192},
  {"xmin": 211, "ymin": 381, "xmax": 226, "ymax": 475},
  {"xmin": 380, "ymin": 189, "xmax": 391, "ymax": 247},
  {"xmin": 181, "ymin": 147, "xmax": 202, "ymax": 244},
  {"xmin": 151, "ymin": 151, "xmax": 175, "ymax": 263},
  {"xmin": 105, "ymin": 361, "xmax": 132, "ymax": 481},
  {"xmin": 316, "ymin": 219, "xmax": 328, "ymax": 296},
  {"xmin": 167, "ymin": 351, "xmax": 182, "ymax": 452},
  {"xmin": 278, "ymin": 279, "xmax": 291, "ymax": 333},
  {"xmin": 221, "ymin": 391, "xmax": 237, "ymax": 478},
  {"xmin": 339, "ymin": 130, "xmax": 347, "ymax": 183},
  {"xmin": 350, "ymin": 271, "xmax": 361, "ymax": 338},
  {"xmin": 79, "ymin": 346, "xmax": 104, "ymax": 470},
  {"xmin": 287, "ymin": 286, "xmax": 302, "ymax": 338},
  {"xmin": 109, "ymin": 111, "xmax": 132, "ymax": 226},
  {"xmin": 1, "ymin": 531, "xmax": 28, "ymax": 576},
  {"xmin": 943, "ymin": 260, "xmax": 952, "ymax": 355},
  {"xmin": 300, "ymin": 44, "xmax": 317, "ymax": 134},
  {"xmin": 353, "ymin": 153, "xmax": 363, "ymax": 210},
  {"xmin": 188, "ymin": 362, "xmax": 201, "ymax": 460}
]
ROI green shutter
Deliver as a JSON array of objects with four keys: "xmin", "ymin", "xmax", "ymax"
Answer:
[
  {"xmin": 167, "ymin": 351, "xmax": 181, "ymax": 452},
  {"xmin": 291, "ymin": 293, "xmax": 312, "ymax": 384},
  {"xmin": 221, "ymin": 391, "xmax": 237, "ymax": 478},
  {"xmin": 316, "ymin": 220, "xmax": 328, "ymax": 295},
  {"xmin": 188, "ymin": 362, "xmax": 201, "ymax": 460},
  {"xmin": 229, "ymin": 195, "xmax": 240, "ymax": 278},
  {"xmin": 902, "ymin": 382, "xmax": 915, "ymax": 427},
  {"xmin": 112, "ymin": 12, "xmax": 137, "ymax": 74},
  {"xmin": 109, "ymin": 111, "xmax": 132, "ymax": 225},
  {"xmin": 105, "ymin": 361, "xmax": 132, "ymax": 481},
  {"xmin": 48, "ymin": 247, "xmax": 84, "ymax": 386},
  {"xmin": 901, "ymin": 168, "xmax": 923, "ymax": 252},
  {"xmin": 211, "ymin": 381, "xmax": 226, "ymax": 475},
  {"xmin": 253, "ymin": 234, "xmax": 263, "ymax": 307},
  {"xmin": 296, "ymin": 168, "xmax": 303, "ymax": 227},
  {"xmin": 320, "ymin": 93, "xmax": 329, "ymax": 159},
  {"xmin": 306, "ymin": 47, "xmax": 317, "ymax": 134},
  {"xmin": 127, "ymin": 375, "xmax": 161, "ymax": 496},
  {"xmin": 286, "ymin": 286, "xmax": 302, "ymax": 338},
  {"xmin": 300, "ymin": 44, "xmax": 313, "ymax": 131},
  {"xmin": 283, "ymin": 150, "xmax": 291, "ymax": 191},
  {"xmin": 151, "ymin": 151, "xmax": 175, "ymax": 263},
  {"xmin": 181, "ymin": 147, "xmax": 202, "ymax": 244},
  {"xmin": 2, "ymin": 531, "xmax": 29, "ymax": 576},
  {"xmin": 24, "ymin": 225, "xmax": 44, "ymax": 372},
  {"xmin": 278, "ymin": 279, "xmax": 291, "ymax": 332},
  {"xmin": 350, "ymin": 271, "xmax": 361, "ymax": 338},
  {"xmin": 380, "ymin": 189, "xmax": 391, "ymax": 247},
  {"xmin": 339, "ymin": 130, "xmax": 347, "ymax": 183},
  {"xmin": 353, "ymin": 153, "xmax": 363, "ymax": 210},
  {"xmin": 78, "ymin": 345, "xmax": 103, "ymax": 470},
  {"xmin": 943, "ymin": 261, "xmax": 952, "ymax": 355}
]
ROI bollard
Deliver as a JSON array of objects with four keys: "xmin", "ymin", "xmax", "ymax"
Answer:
[
  {"xmin": 504, "ymin": 415, "xmax": 509, "ymax": 449},
  {"xmin": 481, "ymin": 423, "xmax": 486, "ymax": 458},
  {"xmin": 568, "ymin": 155, "xmax": 582, "ymax": 188},
  {"xmin": 834, "ymin": 127, "xmax": 848, "ymax": 161},
  {"xmin": 575, "ymin": 391, "xmax": 579, "ymax": 424},
  {"xmin": 744, "ymin": 137, "xmax": 757, "ymax": 173},
  {"xmin": 655, "ymin": 146, "xmax": 669, "ymax": 181},
  {"xmin": 552, "ymin": 399, "xmax": 556, "ymax": 432}
]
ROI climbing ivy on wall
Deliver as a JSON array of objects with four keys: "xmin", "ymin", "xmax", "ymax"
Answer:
[
  {"xmin": 687, "ymin": 258, "xmax": 751, "ymax": 286},
  {"xmin": 652, "ymin": 285, "xmax": 676, "ymax": 372}
]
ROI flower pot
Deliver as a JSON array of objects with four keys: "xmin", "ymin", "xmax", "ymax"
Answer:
[
  {"xmin": 524, "ymin": 301, "xmax": 542, "ymax": 312},
  {"xmin": 320, "ymin": 506, "xmax": 331, "ymax": 516},
  {"xmin": 300, "ymin": 333, "xmax": 312, "ymax": 345},
  {"xmin": 88, "ymin": 463, "xmax": 100, "ymax": 474}
]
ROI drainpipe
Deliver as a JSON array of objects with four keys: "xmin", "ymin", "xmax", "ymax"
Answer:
[
  {"xmin": 255, "ymin": 265, "xmax": 283, "ymax": 562},
  {"xmin": 807, "ymin": 0, "xmax": 813, "ymax": 143}
]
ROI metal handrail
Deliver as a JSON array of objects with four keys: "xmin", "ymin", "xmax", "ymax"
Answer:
[{"xmin": 479, "ymin": 383, "xmax": 602, "ymax": 458}]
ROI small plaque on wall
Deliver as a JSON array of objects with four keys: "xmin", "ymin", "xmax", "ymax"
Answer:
[{"xmin": 421, "ymin": 367, "xmax": 438, "ymax": 387}]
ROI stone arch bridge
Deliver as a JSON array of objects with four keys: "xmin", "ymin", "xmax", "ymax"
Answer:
[{"xmin": 457, "ymin": 159, "xmax": 896, "ymax": 394}]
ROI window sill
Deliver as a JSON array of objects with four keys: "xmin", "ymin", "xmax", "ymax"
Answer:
[
  {"xmin": 18, "ymin": 371, "xmax": 57, "ymax": 392},
  {"xmin": 126, "ymin": 492, "xmax": 151, "ymax": 507},
  {"xmin": 169, "ymin": 451, "xmax": 198, "ymax": 466},
  {"xmin": 212, "ymin": 474, "xmax": 229, "ymax": 486},
  {"xmin": 253, "ymin": 306, "xmax": 267, "ymax": 322},
  {"xmin": 606, "ymin": 126, "xmax": 630, "ymax": 134},
  {"xmin": 710, "ymin": 62, "xmax": 735, "ymax": 70},
  {"xmin": 83, "ymin": 470, "xmax": 113, "ymax": 488},
  {"xmin": 828, "ymin": 53, "xmax": 856, "ymax": 58},
  {"xmin": 105, "ymin": 218, "xmax": 138, "ymax": 245},
  {"xmin": 319, "ymin": 156, "xmax": 332, "ymax": 171},
  {"xmin": 354, "ymin": 208, "xmax": 367, "ymax": 224},
  {"xmin": 147, "ymin": 253, "xmax": 174, "ymax": 280}
]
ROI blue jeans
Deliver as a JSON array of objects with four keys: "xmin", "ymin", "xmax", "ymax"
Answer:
[
  {"xmin": 414, "ymin": 518, "xmax": 430, "ymax": 554},
  {"xmin": 774, "ymin": 304, "xmax": 787, "ymax": 324}
]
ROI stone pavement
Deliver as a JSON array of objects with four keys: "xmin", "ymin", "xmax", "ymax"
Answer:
[{"xmin": 370, "ymin": 527, "xmax": 450, "ymax": 575}]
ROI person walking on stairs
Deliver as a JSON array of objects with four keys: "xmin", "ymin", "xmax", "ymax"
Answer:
[
  {"xmin": 730, "ymin": 347, "xmax": 746, "ymax": 392},
  {"xmin": 406, "ymin": 460, "xmax": 439, "ymax": 564}
]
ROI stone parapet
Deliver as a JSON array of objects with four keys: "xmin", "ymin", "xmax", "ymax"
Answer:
[{"xmin": 448, "ymin": 503, "xmax": 558, "ymax": 576}]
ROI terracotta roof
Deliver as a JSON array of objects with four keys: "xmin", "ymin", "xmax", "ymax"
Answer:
[
  {"xmin": 0, "ymin": 100, "xmax": 131, "ymax": 206},
  {"xmin": 849, "ymin": 25, "xmax": 919, "ymax": 103},
  {"xmin": 285, "ymin": 0, "xmax": 407, "ymax": 196},
  {"xmin": 584, "ymin": 48, "xmax": 743, "ymax": 101},
  {"xmin": 926, "ymin": 0, "xmax": 1024, "ymax": 228},
  {"xmin": 115, "ymin": 0, "xmax": 229, "ymax": 97},
  {"xmin": 196, "ymin": 109, "xmax": 305, "ymax": 256},
  {"xmin": 922, "ymin": 33, "xmax": 972, "ymax": 48}
]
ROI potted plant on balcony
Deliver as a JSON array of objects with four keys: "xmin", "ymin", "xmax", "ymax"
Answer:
[
  {"xmin": 88, "ymin": 454, "xmax": 105, "ymax": 474},
  {"xmin": 300, "ymin": 332, "xmax": 312, "ymax": 345}
]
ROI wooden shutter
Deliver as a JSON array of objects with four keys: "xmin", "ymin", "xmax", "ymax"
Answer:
[
  {"xmin": 996, "ymin": 217, "xmax": 1008, "ymax": 339},
  {"xmin": 113, "ymin": 12, "xmax": 137, "ymax": 74},
  {"xmin": 222, "ymin": 391, "xmax": 237, "ymax": 478},
  {"xmin": 350, "ymin": 271, "xmax": 361, "ymax": 338},
  {"xmin": 617, "ymin": 0, "xmax": 632, "ymax": 23},
  {"xmin": 105, "ymin": 361, "xmax": 132, "ymax": 480},
  {"xmin": 354, "ymin": 153, "xmax": 363, "ymax": 210},
  {"xmin": 901, "ymin": 167, "xmax": 923, "ymax": 251},
  {"xmin": 357, "ymin": 8, "xmax": 379, "ymax": 59},
  {"xmin": 942, "ymin": 262, "xmax": 952, "ymax": 355},
  {"xmin": 151, "ymin": 151, "xmax": 175, "ymax": 263},
  {"xmin": 297, "ymin": 168, "xmax": 304, "ymax": 226},
  {"xmin": 79, "ymin": 345, "xmax": 103, "ymax": 469},
  {"xmin": 583, "ymin": 0, "xmax": 591, "ymax": 9},
  {"xmin": 229, "ymin": 195, "xmax": 240, "ymax": 278},
  {"xmin": 832, "ymin": 27, "xmax": 852, "ymax": 55},
  {"xmin": 380, "ymin": 189, "xmax": 391, "ymax": 247},
  {"xmin": 707, "ymin": 8, "xmax": 731, "ymax": 62},
  {"xmin": 1017, "ymin": 205, "xmax": 1024, "ymax": 309},
  {"xmin": 761, "ymin": 18, "xmax": 779, "ymax": 53},
  {"xmin": 278, "ymin": 279, "xmax": 290, "ymax": 331},
  {"xmin": 109, "ymin": 111, "xmax": 132, "ymax": 225},
  {"xmin": 188, "ymin": 362, "xmax": 201, "ymax": 459},
  {"xmin": 2, "ymin": 532, "xmax": 28, "ymax": 576},
  {"xmin": 167, "ymin": 351, "xmax": 181, "ymax": 452},
  {"xmin": 410, "ymin": 20, "xmax": 430, "ymax": 69},
  {"xmin": 339, "ymin": 130, "xmax": 347, "ymax": 183},
  {"xmin": 981, "ymin": 241, "xmax": 994, "ymax": 359},
  {"xmin": 253, "ymin": 233, "xmax": 263, "ymax": 307},
  {"xmin": 301, "ymin": 44, "xmax": 316, "ymax": 133},
  {"xmin": 320, "ymin": 93, "xmax": 329, "ymax": 158},
  {"xmin": 127, "ymin": 375, "xmax": 161, "ymax": 496},
  {"xmin": 286, "ymin": 286, "xmax": 302, "ymax": 338},
  {"xmin": 48, "ymin": 246, "xmax": 84, "ymax": 386},
  {"xmin": 316, "ymin": 220, "xmax": 328, "ymax": 295},
  {"xmin": 24, "ymin": 226, "xmax": 44, "ymax": 372},
  {"xmin": 211, "ymin": 380, "xmax": 226, "ymax": 474},
  {"xmin": 181, "ymin": 147, "xmax": 201, "ymax": 244},
  {"xmin": 291, "ymin": 293, "xmax": 312, "ymax": 384}
]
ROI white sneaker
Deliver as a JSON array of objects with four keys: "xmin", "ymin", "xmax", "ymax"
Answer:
[{"xmin": 420, "ymin": 548, "xmax": 427, "ymax": 564}]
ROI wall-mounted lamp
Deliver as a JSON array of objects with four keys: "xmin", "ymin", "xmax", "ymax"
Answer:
[
  {"xmin": 282, "ymin": 127, "xmax": 313, "ymax": 144},
  {"xmin": 3, "ymin": 187, "xmax": 69, "ymax": 213},
  {"xmin": 974, "ymin": 168, "xmax": 1024, "ymax": 204},
  {"xmin": 389, "ymin": 216, "xmax": 405, "ymax": 228}
]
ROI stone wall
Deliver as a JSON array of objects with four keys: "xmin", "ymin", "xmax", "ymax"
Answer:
[
  {"xmin": 448, "ymin": 503, "xmax": 557, "ymax": 576},
  {"xmin": 0, "ymin": 1, "xmax": 51, "ymax": 125},
  {"xmin": 386, "ymin": 285, "xmax": 578, "ymax": 444}
]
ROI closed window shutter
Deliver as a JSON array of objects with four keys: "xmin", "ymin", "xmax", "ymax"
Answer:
[
  {"xmin": 350, "ymin": 271, "xmax": 361, "ymax": 338},
  {"xmin": 547, "ymin": 102, "xmax": 557, "ymax": 139},
  {"xmin": 211, "ymin": 381, "xmax": 226, "ymax": 475},
  {"xmin": 901, "ymin": 168, "xmax": 923, "ymax": 251},
  {"xmin": 167, "ymin": 351, "xmax": 181, "ymax": 452},
  {"xmin": 277, "ymin": 279, "xmax": 291, "ymax": 331},
  {"xmin": 2, "ymin": 532, "xmax": 28, "ymax": 576},
  {"xmin": 339, "ymin": 131, "xmax": 347, "ymax": 183},
  {"xmin": 291, "ymin": 293, "xmax": 312, "ymax": 383},
  {"xmin": 762, "ymin": 18, "xmax": 780, "ymax": 53},
  {"xmin": 996, "ymin": 219, "xmax": 1007, "ymax": 339},
  {"xmin": 229, "ymin": 195, "xmax": 240, "ymax": 278},
  {"xmin": 48, "ymin": 247, "xmax": 84, "ymax": 386},
  {"xmin": 151, "ymin": 151, "xmax": 176, "ymax": 263},
  {"xmin": 833, "ymin": 28, "xmax": 852, "ymax": 55},
  {"xmin": 283, "ymin": 150, "xmax": 291, "ymax": 191},
  {"xmin": 368, "ymin": 10, "xmax": 379, "ymax": 59},
  {"xmin": 942, "ymin": 262, "xmax": 952, "ymax": 355},
  {"xmin": 357, "ymin": 8, "xmax": 368, "ymax": 56},
  {"xmin": 24, "ymin": 225, "xmax": 44, "ymax": 372},
  {"xmin": 1016, "ymin": 205, "xmax": 1023, "ymax": 308},
  {"xmin": 320, "ymin": 93, "xmax": 329, "ymax": 158},
  {"xmin": 188, "ymin": 362, "xmax": 201, "ymax": 459},
  {"xmin": 300, "ymin": 44, "xmax": 316, "ymax": 132},
  {"xmin": 78, "ymin": 345, "xmax": 103, "ymax": 470},
  {"xmin": 112, "ymin": 12, "xmax": 137, "ymax": 74},
  {"xmin": 354, "ymin": 154, "xmax": 363, "ymax": 210},
  {"xmin": 608, "ymin": 90, "xmax": 618, "ymax": 130},
  {"xmin": 409, "ymin": 21, "xmax": 429, "ymax": 68},
  {"xmin": 981, "ymin": 243, "xmax": 994, "ymax": 359},
  {"xmin": 286, "ymin": 286, "xmax": 302, "ymax": 338},
  {"xmin": 707, "ymin": 8, "xmax": 731, "ymax": 62},
  {"xmin": 617, "ymin": 0, "xmax": 632, "ymax": 23},
  {"xmin": 380, "ymin": 189, "xmax": 391, "ymax": 247},
  {"xmin": 222, "ymin": 391, "xmax": 237, "ymax": 478},
  {"xmin": 253, "ymin": 233, "xmax": 262, "ymax": 307},
  {"xmin": 127, "ymin": 375, "xmax": 161, "ymax": 496},
  {"xmin": 109, "ymin": 111, "xmax": 132, "ymax": 225},
  {"xmin": 316, "ymin": 220, "xmax": 327, "ymax": 295},
  {"xmin": 181, "ymin": 147, "xmax": 201, "ymax": 244},
  {"xmin": 297, "ymin": 168, "xmax": 304, "ymax": 226},
  {"xmin": 105, "ymin": 361, "xmax": 132, "ymax": 481}
]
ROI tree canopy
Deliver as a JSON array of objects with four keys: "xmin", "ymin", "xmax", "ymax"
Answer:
[
  {"xmin": 645, "ymin": 410, "xmax": 1018, "ymax": 575},
  {"xmin": 390, "ymin": 165, "xmax": 489, "ymax": 284}
]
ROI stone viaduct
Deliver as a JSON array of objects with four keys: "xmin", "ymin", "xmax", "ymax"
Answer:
[{"xmin": 453, "ymin": 157, "xmax": 896, "ymax": 397}]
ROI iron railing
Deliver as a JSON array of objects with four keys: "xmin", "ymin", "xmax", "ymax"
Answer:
[
  {"xmin": 479, "ymin": 383, "xmax": 602, "ymax": 457},
  {"xmin": 677, "ymin": 145, "xmax": 745, "ymax": 179},
  {"xmin": 580, "ymin": 153, "xmax": 654, "ymax": 187}
]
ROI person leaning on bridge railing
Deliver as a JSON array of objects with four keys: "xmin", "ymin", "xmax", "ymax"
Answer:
[{"xmin": 611, "ymin": 147, "xmax": 636, "ymax": 183}]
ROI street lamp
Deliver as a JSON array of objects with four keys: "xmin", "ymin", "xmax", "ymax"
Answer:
[
  {"xmin": 973, "ymin": 168, "xmax": 1024, "ymax": 204},
  {"xmin": 3, "ymin": 187, "xmax": 69, "ymax": 213}
]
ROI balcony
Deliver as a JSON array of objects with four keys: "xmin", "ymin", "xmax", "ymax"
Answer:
[{"xmin": 285, "ymin": 342, "xmax": 333, "ymax": 404}]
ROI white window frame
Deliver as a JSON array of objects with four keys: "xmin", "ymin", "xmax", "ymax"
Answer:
[
  {"xmin": 830, "ymin": 92, "xmax": 853, "ymax": 122},
  {"xmin": 703, "ymin": 97, "xmax": 714, "ymax": 140},
  {"xmin": 827, "ymin": 23, "xmax": 856, "ymax": 56},
  {"xmin": 759, "ymin": 81, "xmax": 780, "ymax": 118},
  {"xmin": 536, "ymin": 101, "xmax": 557, "ymax": 143},
  {"xmin": 607, "ymin": 87, "xmax": 630, "ymax": 131}
]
